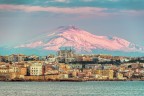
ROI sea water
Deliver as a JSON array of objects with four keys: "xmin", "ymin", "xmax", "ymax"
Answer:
[{"xmin": 0, "ymin": 81, "xmax": 144, "ymax": 96}]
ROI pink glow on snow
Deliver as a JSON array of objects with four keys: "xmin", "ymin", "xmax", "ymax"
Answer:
[{"xmin": 16, "ymin": 26, "xmax": 144, "ymax": 52}]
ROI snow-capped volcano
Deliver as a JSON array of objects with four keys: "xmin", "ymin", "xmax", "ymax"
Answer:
[{"xmin": 16, "ymin": 26, "xmax": 144, "ymax": 53}]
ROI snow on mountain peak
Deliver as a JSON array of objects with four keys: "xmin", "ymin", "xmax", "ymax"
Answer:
[{"xmin": 16, "ymin": 26, "xmax": 144, "ymax": 53}]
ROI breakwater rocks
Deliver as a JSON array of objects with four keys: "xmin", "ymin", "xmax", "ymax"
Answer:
[{"xmin": 1, "ymin": 78, "xmax": 129, "ymax": 82}]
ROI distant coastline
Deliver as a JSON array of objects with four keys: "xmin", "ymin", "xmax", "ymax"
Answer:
[{"xmin": 1, "ymin": 78, "xmax": 144, "ymax": 82}]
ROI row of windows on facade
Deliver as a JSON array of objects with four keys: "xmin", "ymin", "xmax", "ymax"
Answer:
[
  {"xmin": 31, "ymin": 70, "xmax": 41, "ymax": 72},
  {"xmin": 31, "ymin": 68, "xmax": 42, "ymax": 69}
]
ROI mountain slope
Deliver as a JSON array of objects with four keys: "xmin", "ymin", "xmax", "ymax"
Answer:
[{"xmin": 16, "ymin": 26, "xmax": 144, "ymax": 53}]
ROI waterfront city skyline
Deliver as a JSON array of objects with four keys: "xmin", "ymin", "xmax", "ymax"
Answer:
[{"xmin": 0, "ymin": 1, "xmax": 144, "ymax": 95}]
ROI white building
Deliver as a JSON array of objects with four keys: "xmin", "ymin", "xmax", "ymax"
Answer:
[
  {"xmin": 8, "ymin": 54, "xmax": 25, "ymax": 62},
  {"xmin": 47, "ymin": 57, "xmax": 58, "ymax": 63},
  {"xmin": 30, "ymin": 63, "xmax": 43, "ymax": 76},
  {"xmin": 0, "ymin": 68, "xmax": 9, "ymax": 73},
  {"xmin": 85, "ymin": 64, "xmax": 100, "ymax": 69},
  {"xmin": 69, "ymin": 64, "xmax": 82, "ymax": 69},
  {"xmin": 9, "ymin": 66, "xmax": 19, "ymax": 73}
]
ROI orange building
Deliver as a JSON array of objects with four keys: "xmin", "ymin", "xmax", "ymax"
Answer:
[{"xmin": 20, "ymin": 67, "xmax": 27, "ymax": 76}]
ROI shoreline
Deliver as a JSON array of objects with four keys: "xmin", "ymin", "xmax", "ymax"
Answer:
[{"xmin": 1, "ymin": 78, "xmax": 143, "ymax": 82}]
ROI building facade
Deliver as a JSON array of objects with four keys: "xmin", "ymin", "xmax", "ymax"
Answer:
[{"xmin": 30, "ymin": 63, "xmax": 43, "ymax": 76}]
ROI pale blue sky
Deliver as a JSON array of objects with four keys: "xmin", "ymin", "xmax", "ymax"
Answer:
[{"xmin": 0, "ymin": 0, "xmax": 144, "ymax": 55}]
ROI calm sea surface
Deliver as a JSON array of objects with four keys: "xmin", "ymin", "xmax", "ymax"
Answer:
[{"xmin": 0, "ymin": 81, "xmax": 144, "ymax": 96}]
